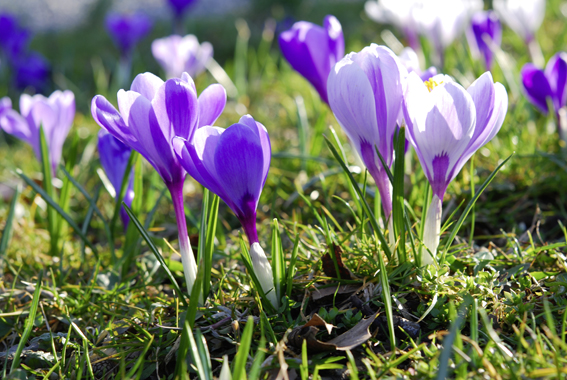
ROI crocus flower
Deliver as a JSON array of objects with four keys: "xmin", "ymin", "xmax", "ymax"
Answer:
[
  {"xmin": 493, "ymin": 0, "xmax": 545, "ymax": 44},
  {"xmin": 398, "ymin": 47, "xmax": 437, "ymax": 82},
  {"xmin": 98, "ymin": 129, "xmax": 134, "ymax": 229},
  {"xmin": 403, "ymin": 72, "xmax": 508, "ymax": 265},
  {"xmin": 105, "ymin": 12, "xmax": 152, "ymax": 57},
  {"xmin": 0, "ymin": 90, "xmax": 75, "ymax": 174},
  {"xmin": 167, "ymin": 0, "xmax": 198, "ymax": 18},
  {"xmin": 91, "ymin": 71, "xmax": 226, "ymax": 295},
  {"xmin": 327, "ymin": 44, "xmax": 405, "ymax": 241},
  {"xmin": 521, "ymin": 52, "xmax": 567, "ymax": 119},
  {"xmin": 13, "ymin": 52, "xmax": 50, "ymax": 91},
  {"xmin": 0, "ymin": 13, "xmax": 30, "ymax": 62},
  {"xmin": 279, "ymin": 15, "xmax": 344, "ymax": 104},
  {"xmin": 417, "ymin": 0, "xmax": 482, "ymax": 68},
  {"xmin": 174, "ymin": 114, "xmax": 278, "ymax": 308},
  {"xmin": 467, "ymin": 11, "xmax": 502, "ymax": 71},
  {"xmin": 152, "ymin": 34, "xmax": 213, "ymax": 79},
  {"xmin": 364, "ymin": 0, "xmax": 422, "ymax": 51}
]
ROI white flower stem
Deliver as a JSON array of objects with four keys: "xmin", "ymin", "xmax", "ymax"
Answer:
[
  {"xmin": 169, "ymin": 182, "xmax": 198, "ymax": 299},
  {"xmin": 249, "ymin": 242, "xmax": 279, "ymax": 309},
  {"xmin": 422, "ymin": 194, "xmax": 443, "ymax": 266}
]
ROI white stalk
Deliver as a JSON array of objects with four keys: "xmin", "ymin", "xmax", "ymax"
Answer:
[
  {"xmin": 249, "ymin": 242, "xmax": 279, "ymax": 309},
  {"xmin": 422, "ymin": 194, "xmax": 443, "ymax": 266}
]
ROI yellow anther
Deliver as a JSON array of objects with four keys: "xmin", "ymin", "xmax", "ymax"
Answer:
[{"xmin": 424, "ymin": 78, "xmax": 443, "ymax": 92}]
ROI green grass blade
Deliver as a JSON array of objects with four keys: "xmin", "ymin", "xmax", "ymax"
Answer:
[
  {"xmin": 175, "ymin": 319, "xmax": 191, "ymax": 377},
  {"xmin": 286, "ymin": 234, "xmax": 300, "ymax": 297},
  {"xmin": 271, "ymin": 218, "xmax": 285, "ymax": 305},
  {"xmin": 0, "ymin": 185, "xmax": 21, "ymax": 256},
  {"xmin": 16, "ymin": 169, "xmax": 98, "ymax": 256},
  {"xmin": 124, "ymin": 335, "xmax": 153, "ymax": 379},
  {"xmin": 193, "ymin": 330, "xmax": 213, "ymax": 380},
  {"xmin": 110, "ymin": 150, "xmax": 136, "ymax": 237},
  {"xmin": 324, "ymin": 135, "xmax": 396, "ymax": 351},
  {"xmin": 248, "ymin": 316, "xmax": 266, "ymax": 380},
  {"xmin": 11, "ymin": 271, "xmax": 43, "ymax": 372},
  {"xmin": 123, "ymin": 203, "xmax": 188, "ymax": 307},
  {"xmin": 122, "ymin": 153, "xmax": 143, "ymax": 277},
  {"xmin": 239, "ymin": 237, "xmax": 276, "ymax": 313},
  {"xmin": 54, "ymin": 131, "xmax": 78, "ymax": 252},
  {"xmin": 197, "ymin": 189, "xmax": 210, "ymax": 302},
  {"xmin": 439, "ymin": 153, "xmax": 514, "ymax": 265},
  {"xmin": 188, "ymin": 257, "xmax": 204, "ymax": 322},
  {"xmin": 232, "ymin": 315, "xmax": 254, "ymax": 380},
  {"xmin": 38, "ymin": 126, "xmax": 58, "ymax": 256},
  {"xmin": 203, "ymin": 192, "xmax": 219, "ymax": 301},
  {"xmin": 392, "ymin": 126, "xmax": 407, "ymax": 263},
  {"xmin": 296, "ymin": 95, "xmax": 309, "ymax": 172}
]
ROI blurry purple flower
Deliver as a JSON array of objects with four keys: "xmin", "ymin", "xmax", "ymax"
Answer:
[
  {"xmin": 0, "ymin": 97, "xmax": 11, "ymax": 113},
  {"xmin": 13, "ymin": 51, "xmax": 50, "ymax": 91},
  {"xmin": 174, "ymin": 114, "xmax": 277, "ymax": 307},
  {"xmin": 494, "ymin": 0, "xmax": 545, "ymax": 43},
  {"xmin": 0, "ymin": 90, "xmax": 75, "ymax": 173},
  {"xmin": 167, "ymin": 0, "xmax": 198, "ymax": 18},
  {"xmin": 152, "ymin": 34, "xmax": 213, "ymax": 79},
  {"xmin": 468, "ymin": 11, "xmax": 502, "ymax": 71},
  {"xmin": 0, "ymin": 13, "xmax": 31, "ymax": 62},
  {"xmin": 279, "ymin": 15, "xmax": 344, "ymax": 104},
  {"xmin": 398, "ymin": 47, "xmax": 437, "ymax": 82},
  {"xmin": 98, "ymin": 129, "xmax": 134, "ymax": 229},
  {"xmin": 403, "ymin": 72, "xmax": 507, "ymax": 264},
  {"xmin": 105, "ymin": 12, "xmax": 152, "ymax": 56},
  {"xmin": 521, "ymin": 52, "xmax": 567, "ymax": 118},
  {"xmin": 364, "ymin": 0, "xmax": 422, "ymax": 51},
  {"xmin": 327, "ymin": 44, "xmax": 405, "ymax": 234},
  {"xmin": 91, "ymin": 71, "xmax": 226, "ymax": 295}
]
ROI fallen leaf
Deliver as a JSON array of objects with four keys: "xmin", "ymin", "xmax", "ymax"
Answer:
[{"xmin": 322, "ymin": 244, "xmax": 353, "ymax": 279}]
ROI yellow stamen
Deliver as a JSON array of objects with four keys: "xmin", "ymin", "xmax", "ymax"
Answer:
[{"xmin": 424, "ymin": 78, "xmax": 443, "ymax": 92}]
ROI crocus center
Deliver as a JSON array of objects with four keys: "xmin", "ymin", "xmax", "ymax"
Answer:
[{"xmin": 424, "ymin": 78, "xmax": 443, "ymax": 92}]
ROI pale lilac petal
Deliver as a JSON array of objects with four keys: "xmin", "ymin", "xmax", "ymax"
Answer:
[
  {"xmin": 131, "ymin": 72, "xmax": 164, "ymax": 101},
  {"xmin": 0, "ymin": 97, "xmax": 11, "ymax": 112},
  {"xmin": 197, "ymin": 84, "xmax": 226, "ymax": 128},
  {"xmin": 0, "ymin": 108, "xmax": 33, "ymax": 143}
]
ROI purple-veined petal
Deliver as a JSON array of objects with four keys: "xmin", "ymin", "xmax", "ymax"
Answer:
[
  {"xmin": 197, "ymin": 84, "xmax": 226, "ymax": 128},
  {"xmin": 545, "ymin": 52, "xmax": 567, "ymax": 111}
]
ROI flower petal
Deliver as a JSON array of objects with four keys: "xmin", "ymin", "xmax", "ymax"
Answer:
[
  {"xmin": 521, "ymin": 63, "xmax": 552, "ymax": 113},
  {"xmin": 131, "ymin": 72, "xmax": 164, "ymax": 101},
  {"xmin": 197, "ymin": 83, "xmax": 226, "ymax": 128}
]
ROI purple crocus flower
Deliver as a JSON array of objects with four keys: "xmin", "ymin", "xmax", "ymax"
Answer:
[
  {"xmin": 521, "ymin": 52, "xmax": 567, "ymax": 120},
  {"xmin": 98, "ymin": 129, "xmax": 134, "ymax": 229},
  {"xmin": 403, "ymin": 72, "xmax": 508, "ymax": 264},
  {"xmin": 13, "ymin": 52, "xmax": 50, "ymax": 91},
  {"xmin": 167, "ymin": 0, "xmax": 198, "ymax": 18},
  {"xmin": 0, "ymin": 13, "xmax": 30, "ymax": 62},
  {"xmin": 468, "ymin": 11, "xmax": 502, "ymax": 71},
  {"xmin": 0, "ymin": 90, "xmax": 75, "ymax": 174},
  {"xmin": 152, "ymin": 34, "xmax": 213, "ymax": 79},
  {"xmin": 91, "ymin": 71, "xmax": 226, "ymax": 295},
  {"xmin": 279, "ymin": 15, "xmax": 344, "ymax": 104},
  {"xmin": 173, "ymin": 114, "xmax": 278, "ymax": 308},
  {"xmin": 105, "ymin": 12, "xmax": 152, "ymax": 57},
  {"xmin": 327, "ymin": 44, "xmax": 405, "ymax": 241}
]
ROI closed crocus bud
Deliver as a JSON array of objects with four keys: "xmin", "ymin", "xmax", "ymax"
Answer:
[
  {"xmin": 279, "ymin": 15, "xmax": 344, "ymax": 104},
  {"xmin": 468, "ymin": 11, "xmax": 502, "ymax": 71},
  {"xmin": 105, "ymin": 12, "xmax": 152, "ymax": 57},
  {"xmin": 91, "ymin": 71, "xmax": 227, "ymax": 296},
  {"xmin": 521, "ymin": 52, "xmax": 567, "ymax": 118},
  {"xmin": 167, "ymin": 0, "xmax": 198, "ymax": 18},
  {"xmin": 98, "ymin": 129, "xmax": 134, "ymax": 230},
  {"xmin": 0, "ymin": 90, "xmax": 75, "ymax": 174},
  {"xmin": 152, "ymin": 34, "xmax": 213, "ymax": 79},
  {"xmin": 173, "ymin": 114, "xmax": 278, "ymax": 308},
  {"xmin": 493, "ymin": 0, "xmax": 545, "ymax": 44},
  {"xmin": 328, "ymin": 44, "xmax": 405, "ymax": 237},
  {"xmin": 403, "ymin": 72, "xmax": 507, "ymax": 265},
  {"xmin": 398, "ymin": 47, "xmax": 437, "ymax": 81}
]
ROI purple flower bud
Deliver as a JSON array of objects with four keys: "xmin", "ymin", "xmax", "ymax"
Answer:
[
  {"xmin": 521, "ymin": 52, "xmax": 567, "ymax": 117},
  {"xmin": 173, "ymin": 114, "xmax": 277, "ymax": 306},
  {"xmin": 13, "ymin": 51, "xmax": 50, "ymax": 91},
  {"xmin": 167, "ymin": 0, "xmax": 198, "ymax": 18},
  {"xmin": 469, "ymin": 11, "xmax": 502, "ymax": 71},
  {"xmin": 403, "ymin": 72, "xmax": 507, "ymax": 263},
  {"xmin": 327, "ymin": 44, "xmax": 405, "ymax": 224},
  {"xmin": 279, "ymin": 15, "xmax": 344, "ymax": 104},
  {"xmin": 98, "ymin": 129, "xmax": 134, "ymax": 229},
  {"xmin": 105, "ymin": 12, "xmax": 152, "ymax": 56},
  {"xmin": 0, "ymin": 90, "xmax": 75, "ymax": 174},
  {"xmin": 152, "ymin": 34, "xmax": 213, "ymax": 79}
]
